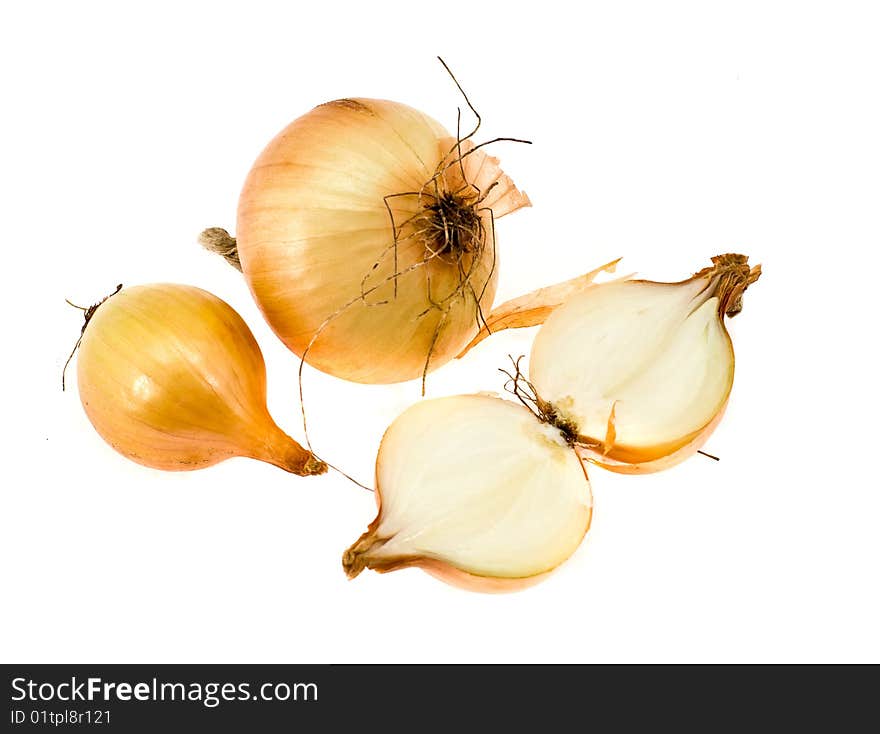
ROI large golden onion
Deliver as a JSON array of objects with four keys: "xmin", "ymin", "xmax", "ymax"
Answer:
[{"xmin": 234, "ymin": 98, "xmax": 530, "ymax": 384}]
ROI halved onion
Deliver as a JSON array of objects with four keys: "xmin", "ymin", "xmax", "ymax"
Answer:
[
  {"xmin": 343, "ymin": 395, "xmax": 592, "ymax": 592},
  {"xmin": 529, "ymin": 254, "xmax": 761, "ymax": 472}
]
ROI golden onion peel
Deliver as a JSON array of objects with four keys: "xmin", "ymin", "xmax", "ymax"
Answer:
[
  {"xmin": 73, "ymin": 284, "xmax": 326, "ymax": 476},
  {"xmin": 208, "ymin": 97, "xmax": 530, "ymax": 386}
]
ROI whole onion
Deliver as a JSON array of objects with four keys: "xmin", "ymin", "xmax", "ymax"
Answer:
[{"xmin": 203, "ymin": 96, "xmax": 530, "ymax": 385}]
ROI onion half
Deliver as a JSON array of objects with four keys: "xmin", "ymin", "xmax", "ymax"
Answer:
[
  {"xmin": 343, "ymin": 395, "xmax": 592, "ymax": 592},
  {"xmin": 528, "ymin": 254, "xmax": 761, "ymax": 473}
]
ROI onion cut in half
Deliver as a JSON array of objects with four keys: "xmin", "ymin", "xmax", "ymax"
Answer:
[
  {"xmin": 526, "ymin": 254, "xmax": 761, "ymax": 473},
  {"xmin": 344, "ymin": 395, "xmax": 592, "ymax": 592}
]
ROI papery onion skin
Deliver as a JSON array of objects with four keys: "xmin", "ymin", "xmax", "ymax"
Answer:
[
  {"xmin": 76, "ymin": 284, "xmax": 325, "ymax": 476},
  {"xmin": 343, "ymin": 395, "xmax": 592, "ymax": 592},
  {"xmin": 235, "ymin": 98, "xmax": 529, "ymax": 385}
]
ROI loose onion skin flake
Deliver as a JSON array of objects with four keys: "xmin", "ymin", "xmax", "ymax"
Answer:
[
  {"xmin": 343, "ymin": 395, "xmax": 592, "ymax": 592},
  {"xmin": 204, "ymin": 96, "xmax": 530, "ymax": 387},
  {"xmin": 72, "ymin": 284, "xmax": 326, "ymax": 476}
]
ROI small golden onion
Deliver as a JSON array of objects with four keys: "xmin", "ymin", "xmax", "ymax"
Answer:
[
  {"xmin": 74, "ymin": 284, "xmax": 325, "ymax": 476},
  {"xmin": 225, "ymin": 97, "xmax": 530, "ymax": 385}
]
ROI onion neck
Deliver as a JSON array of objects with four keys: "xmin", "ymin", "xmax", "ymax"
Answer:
[
  {"xmin": 62, "ymin": 283, "xmax": 123, "ymax": 391},
  {"xmin": 693, "ymin": 253, "xmax": 762, "ymax": 318},
  {"xmin": 199, "ymin": 227, "xmax": 241, "ymax": 271},
  {"xmin": 252, "ymin": 423, "xmax": 327, "ymax": 476},
  {"xmin": 343, "ymin": 531, "xmax": 386, "ymax": 579}
]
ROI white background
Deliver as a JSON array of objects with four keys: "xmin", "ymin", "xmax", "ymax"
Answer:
[{"xmin": 2, "ymin": 1, "xmax": 878, "ymax": 663}]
